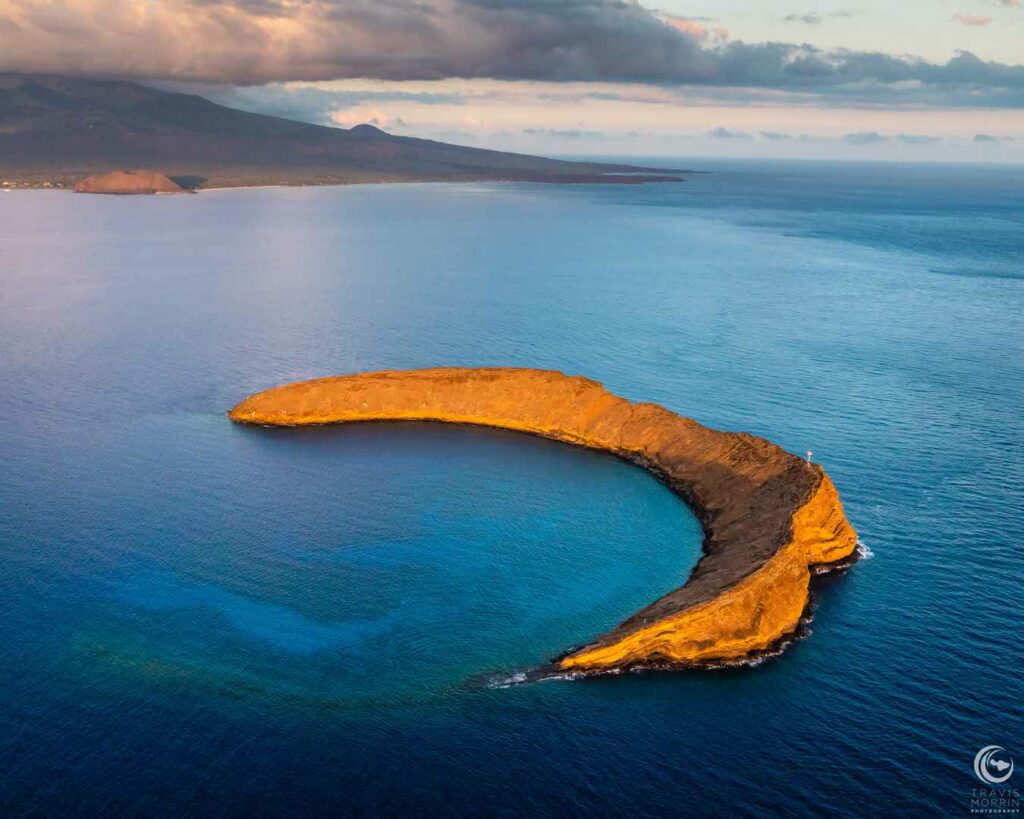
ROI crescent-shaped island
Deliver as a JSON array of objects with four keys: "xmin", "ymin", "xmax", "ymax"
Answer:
[{"xmin": 228, "ymin": 367, "xmax": 858, "ymax": 674}]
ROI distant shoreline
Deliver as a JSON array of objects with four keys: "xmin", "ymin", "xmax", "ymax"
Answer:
[{"xmin": 2, "ymin": 172, "xmax": 691, "ymax": 193}]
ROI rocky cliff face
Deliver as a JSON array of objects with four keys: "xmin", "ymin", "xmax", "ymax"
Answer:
[
  {"xmin": 229, "ymin": 368, "xmax": 858, "ymax": 672},
  {"xmin": 73, "ymin": 170, "xmax": 184, "ymax": 194}
]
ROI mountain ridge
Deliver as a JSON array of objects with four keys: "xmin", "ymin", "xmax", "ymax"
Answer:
[{"xmin": 0, "ymin": 74, "xmax": 685, "ymax": 188}]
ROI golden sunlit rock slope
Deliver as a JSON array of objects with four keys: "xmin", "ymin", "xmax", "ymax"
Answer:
[
  {"xmin": 73, "ymin": 170, "xmax": 185, "ymax": 194},
  {"xmin": 229, "ymin": 368, "xmax": 858, "ymax": 673}
]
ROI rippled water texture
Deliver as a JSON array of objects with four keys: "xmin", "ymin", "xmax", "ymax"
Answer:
[{"xmin": 0, "ymin": 160, "xmax": 1022, "ymax": 815}]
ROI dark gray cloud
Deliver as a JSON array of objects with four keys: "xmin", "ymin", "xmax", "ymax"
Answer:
[{"xmin": 0, "ymin": 0, "xmax": 1022, "ymax": 107}]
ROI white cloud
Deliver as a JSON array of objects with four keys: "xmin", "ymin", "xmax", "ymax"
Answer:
[{"xmin": 952, "ymin": 14, "xmax": 993, "ymax": 25}]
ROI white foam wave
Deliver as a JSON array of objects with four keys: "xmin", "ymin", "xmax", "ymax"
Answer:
[
  {"xmin": 486, "ymin": 671, "xmax": 529, "ymax": 689},
  {"xmin": 856, "ymin": 538, "xmax": 875, "ymax": 559}
]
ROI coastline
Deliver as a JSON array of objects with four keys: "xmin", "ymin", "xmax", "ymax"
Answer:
[
  {"xmin": 0, "ymin": 163, "xmax": 690, "ymax": 192},
  {"xmin": 0, "ymin": 174, "xmax": 687, "ymax": 193},
  {"xmin": 228, "ymin": 367, "xmax": 859, "ymax": 675}
]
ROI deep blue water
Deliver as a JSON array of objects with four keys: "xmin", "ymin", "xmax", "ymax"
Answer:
[{"xmin": 0, "ymin": 160, "xmax": 1022, "ymax": 816}]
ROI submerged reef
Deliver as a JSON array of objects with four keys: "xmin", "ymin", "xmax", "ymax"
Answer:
[{"xmin": 229, "ymin": 368, "xmax": 858, "ymax": 674}]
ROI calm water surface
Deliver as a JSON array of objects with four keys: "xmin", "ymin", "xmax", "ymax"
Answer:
[{"xmin": 0, "ymin": 160, "xmax": 1022, "ymax": 816}]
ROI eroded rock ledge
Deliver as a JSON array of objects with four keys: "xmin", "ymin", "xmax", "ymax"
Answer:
[{"xmin": 228, "ymin": 368, "xmax": 858, "ymax": 673}]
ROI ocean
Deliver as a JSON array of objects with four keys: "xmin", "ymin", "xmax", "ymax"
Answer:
[{"xmin": 0, "ymin": 160, "xmax": 1021, "ymax": 816}]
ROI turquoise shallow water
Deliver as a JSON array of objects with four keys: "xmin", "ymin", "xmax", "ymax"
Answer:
[{"xmin": 0, "ymin": 160, "xmax": 1022, "ymax": 816}]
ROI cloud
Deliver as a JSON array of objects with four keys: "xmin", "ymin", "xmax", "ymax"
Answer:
[
  {"xmin": 201, "ymin": 84, "xmax": 465, "ymax": 126},
  {"xmin": 952, "ymin": 14, "xmax": 993, "ymax": 25},
  {"xmin": 995, "ymin": 0, "xmax": 1020, "ymax": 6},
  {"xmin": 0, "ymin": 0, "xmax": 1022, "ymax": 108},
  {"xmin": 759, "ymin": 130, "xmax": 792, "ymax": 140},
  {"xmin": 658, "ymin": 12, "xmax": 727, "ymax": 41},
  {"xmin": 329, "ymin": 108, "xmax": 407, "ymax": 129},
  {"xmin": 839, "ymin": 132, "xmax": 947, "ymax": 145},
  {"xmin": 709, "ymin": 126, "xmax": 749, "ymax": 138},
  {"xmin": 523, "ymin": 127, "xmax": 606, "ymax": 138},
  {"xmin": 844, "ymin": 131, "xmax": 889, "ymax": 144},
  {"xmin": 974, "ymin": 132, "xmax": 1015, "ymax": 141},
  {"xmin": 783, "ymin": 11, "xmax": 854, "ymax": 24},
  {"xmin": 0, "ymin": 0, "xmax": 712, "ymax": 84}
]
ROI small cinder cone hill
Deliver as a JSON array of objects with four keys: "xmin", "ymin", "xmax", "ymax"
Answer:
[{"xmin": 73, "ymin": 170, "xmax": 185, "ymax": 194}]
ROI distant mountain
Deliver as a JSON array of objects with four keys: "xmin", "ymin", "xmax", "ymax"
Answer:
[{"xmin": 0, "ymin": 74, "xmax": 684, "ymax": 188}]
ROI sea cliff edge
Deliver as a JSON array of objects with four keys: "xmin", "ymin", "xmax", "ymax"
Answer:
[{"xmin": 228, "ymin": 367, "xmax": 858, "ymax": 673}]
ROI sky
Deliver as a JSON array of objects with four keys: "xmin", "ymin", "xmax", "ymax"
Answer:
[{"xmin": 1, "ymin": 0, "xmax": 1023, "ymax": 161}]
